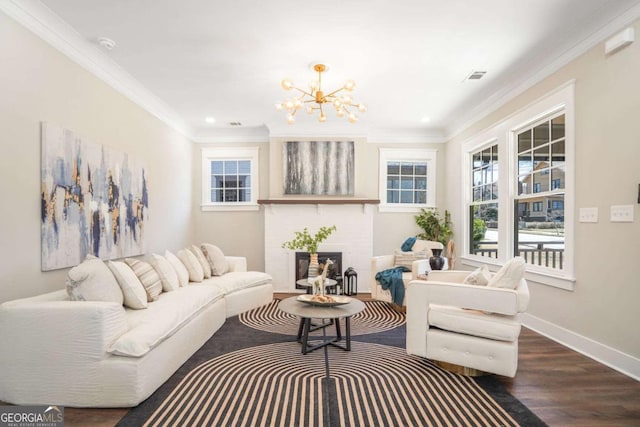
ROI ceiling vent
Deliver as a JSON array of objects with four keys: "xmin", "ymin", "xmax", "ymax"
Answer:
[
  {"xmin": 228, "ymin": 122, "xmax": 242, "ymax": 126},
  {"xmin": 465, "ymin": 71, "xmax": 487, "ymax": 81}
]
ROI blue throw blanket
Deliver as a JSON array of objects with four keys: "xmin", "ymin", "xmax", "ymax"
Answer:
[{"xmin": 375, "ymin": 266, "xmax": 410, "ymax": 306}]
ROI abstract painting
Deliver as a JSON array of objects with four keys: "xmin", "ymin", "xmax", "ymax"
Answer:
[
  {"xmin": 41, "ymin": 122, "xmax": 149, "ymax": 271},
  {"xmin": 283, "ymin": 141, "xmax": 354, "ymax": 195}
]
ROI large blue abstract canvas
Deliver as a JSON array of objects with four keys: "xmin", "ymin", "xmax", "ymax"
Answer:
[{"xmin": 40, "ymin": 122, "xmax": 149, "ymax": 271}]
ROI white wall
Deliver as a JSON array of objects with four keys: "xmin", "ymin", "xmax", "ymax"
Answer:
[
  {"xmin": 446, "ymin": 19, "xmax": 640, "ymax": 369},
  {"xmin": 0, "ymin": 12, "xmax": 194, "ymax": 303}
]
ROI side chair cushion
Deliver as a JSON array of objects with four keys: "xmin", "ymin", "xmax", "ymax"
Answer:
[
  {"xmin": 428, "ymin": 304, "xmax": 521, "ymax": 342},
  {"xmin": 488, "ymin": 257, "xmax": 525, "ymax": 290},
  {"xmin": 463, "ymin": 264, "xmax": 492, "ymax": 286}
]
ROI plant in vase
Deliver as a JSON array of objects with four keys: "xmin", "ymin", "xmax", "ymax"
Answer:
[
  {"xmin": 414, "ymin": 208, "xmax": 453, "ymax": 270},
  {"xmin": 281, "ymin": 225, "xmax": 337, "ymax": 279}
]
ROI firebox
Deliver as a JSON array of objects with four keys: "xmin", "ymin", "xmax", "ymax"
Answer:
[{"xmin": 294, "ymin": 252, "xmax": 342, "ymax": 290}]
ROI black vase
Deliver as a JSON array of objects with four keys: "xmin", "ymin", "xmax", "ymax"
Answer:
[{"xmin": 429, "ymin": 248, "xmax": 445, "ymax": 270}]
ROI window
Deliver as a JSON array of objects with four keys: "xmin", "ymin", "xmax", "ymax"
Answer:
[
  {"xmin": 379, "ymin": 148, "xmax": 437, "ymax": 212},
  {"xmin": 468, "ymin": 143, "xmax": 498, "ymax": 260},
  {"xmin": 201, "ymin": 147, "xmax": 259, "ymax": 211},
  {"xmin": 462, "ymin": 82, "xmax": 574, "ymax": 290}
]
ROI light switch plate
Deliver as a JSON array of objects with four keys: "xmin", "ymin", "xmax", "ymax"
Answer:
[
  {"xmin": 579, "ymin": 207, "xmax": 598, "ymax": 223},
  {"xmin": 610, "ymin": 205, "xmax": 634, "ymax": 222}
]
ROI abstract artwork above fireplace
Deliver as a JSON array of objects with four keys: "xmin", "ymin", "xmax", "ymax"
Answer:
[{"xmin": 283, "ymin": 140, "xmax": 354, "ymax": 195}]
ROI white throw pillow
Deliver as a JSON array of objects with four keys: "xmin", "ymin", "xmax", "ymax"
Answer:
[
  {"xmin": 165, "ymin": 250, "xmax": 189, "ymax": 287},
  {"xmin": 108, "ymin": 261, "xmax": 148, "ymax": 309},
  {"xmin": 125, "ymin": 258, "xmax": 163, "ymax": 301},
  {"xmin": 201, "ymin": 243, "xmax": 229, "ymax": 276},
  {"xmin": 150, "ymin": 254, "xmax": 180, "ymax": 292},
  {"xmin": 487, "ymin": 257, "xmax": 526, "ymax": 289},
  {"xmin": 66, "ymin": 256, "xmax": 124, "ymax": 304},
  {"xmin": 393, "ymin": 250, "xmax": 428, "ymax": 270},
  {"xmin": 178, "ymin": 248, "xmax": 204, "ymax": 282},
  {"xmin": 191, "ymin": 245, "xmax": 212, "ymax": 278},
  {"xmin": 463, "ymin": 264, "xmax": 492, "ymax": 286}
]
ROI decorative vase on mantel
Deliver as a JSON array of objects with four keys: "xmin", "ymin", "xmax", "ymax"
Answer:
[
  {"xmin": 429, "ymin": 248, "xmax": 445, "ymax": 271},
  {"xmin": 308, "ymin": 253, "xmax": 320, "ymax": 279}
]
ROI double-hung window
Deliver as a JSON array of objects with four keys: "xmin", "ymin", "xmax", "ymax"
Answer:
[
  {"xmin": 201, "ymin": 147, "xmax": 259, "ymax": 211},
  {"xmin": 469, "ymin": 143, "xmax": 499, "ymax": 259},
  {"xmin": 378, "ymin": 148, "xmax": 437, "ymax": 212}
]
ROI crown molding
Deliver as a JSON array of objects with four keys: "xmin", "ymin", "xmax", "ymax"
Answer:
[
  {"xmin": 445, "ymin": 1, "xmax": 640, "ymax": 141},
  {"xmin": 0, "ymin": 0, "xmax": 192, "ymax": 138}
]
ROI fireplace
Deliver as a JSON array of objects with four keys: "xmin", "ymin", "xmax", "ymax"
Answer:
[{"xmin": 295, "ymin": 252, "xmax": 342, "ymax": 290}]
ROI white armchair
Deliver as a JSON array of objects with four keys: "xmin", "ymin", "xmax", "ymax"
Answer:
[
  {"xmin": 371, "ymin": 240, "xmax": 447, "ymax": 306},
  {"xmin": 406, "ymin": 264, "xmax": 530, "ymax": 377}
]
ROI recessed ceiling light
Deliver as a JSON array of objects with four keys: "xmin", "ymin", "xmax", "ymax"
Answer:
[{"xmin": 205, "ymin": 117, "xmax": 216, "ymax": 123}]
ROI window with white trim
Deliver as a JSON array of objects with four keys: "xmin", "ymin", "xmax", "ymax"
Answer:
[
  {"xmin": 201, "ymin": 147, "xmax": 259, "ymax": 211},
  {"xmin": 378, "ymin": 148, "xmax": 437, "ymax": 212},
  {"xmin": 468, "ymin": 143, "xmax": 499, "ymax": 260}
]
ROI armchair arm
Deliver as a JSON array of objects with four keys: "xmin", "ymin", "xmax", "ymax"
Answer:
[
  {"xmin": 371, "ymin": 255, "xmax": 395, "ymax": 272},
  {"xmin": 427, "ymin": 270, "xmax": 471, "ymax": 283}
]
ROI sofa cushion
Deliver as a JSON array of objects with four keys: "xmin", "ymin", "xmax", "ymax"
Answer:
[
  {"xmin": 150, "ymin": 254, "xmax": 180, "ymax": 292},
  {"xmin": 165, "ymin": 250, "xmax": 189, "ymax": 287},
  {"xmin": 464, "ymin": 265, "xmax": 492, "ymax": 286},
  {"xmin": 191, "ymin": 245, "xmax": 212, "ymax": 279},
  {"xmin": 66, "ymin": 256, "xmax": 123, "ymax": 304},
  {"xmin": 108, "ymin": 261, "xmax": 148, "ymax": 309},
  {"xmin": 109, "ymin": 285, "xmax": 225, "ymax": 357},
  {"xmin": 201, "ymin": 271, "xmax": 272, "ymax": 295},
  {"xmin": 488, "ymin": 257, "xmax": 525, "ymax": 289},
  {"xmin": 178, "ymin": 249, "xmax": 204, "ymax": 282},
  {"xmin": 201, "ymin": 243, "xmax": 229, "ymax": 276},
  {"xmin": 125, "ymin": 258, "xmax": 163, "ymax": 302},
  {"xmin": 428, "ymin": 304, "xmax": 521, "ymax": 342}
]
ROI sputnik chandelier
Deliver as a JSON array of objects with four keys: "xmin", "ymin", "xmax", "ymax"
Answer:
[{"xmin": 275, "ymin": 63, "xmax": 366, "ymax": 124}]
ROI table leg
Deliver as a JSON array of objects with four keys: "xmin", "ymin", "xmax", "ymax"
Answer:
[
  {"xmin": 335, "ymin": 317, "xmax": 342, "ymax": 341},
  {"xmin": 301, "ymin": 317, "xmax": 312, "ymax": 355},
  {"xmin": 345, "ymin": 316, "xmax": 351, "ymax": 351},
  {"xmin": 296, "ymin": 317, "xmax": 305, "ymax": 342}
]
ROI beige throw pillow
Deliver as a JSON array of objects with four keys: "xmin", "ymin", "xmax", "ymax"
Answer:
[
  {"xmin": 201, "ymin": 243, "xmax": 229, "ymax": 276},
  {"xmin": 463, "ymin": 264, "xmax": 492, "ymax": 286},
  {"xmin": 125, "ymin": 258, "xmax": 163, "ymax": 301},
  {"xmin": 165, "ymin": 250, "xmax": 189, "ymax": 287},
  {"xmin": 487, "ymin": 257, "xmax": 526, "ymax": 289},
  {"xmin": 393, "ymin": 250, "xmax": 428, "ymax": 270},
  {"xmin": 178, "ymin": 248, "xmax": 204, "ymax": 282},
  {"xmin": 66, "ymin": 256, "xmax": 124, "ymax": 304},
  {"xmin": 191, "ymin": 245, "xmax": 212, "ymax": 278},
  {"xmin": 150, "ymin": 254, "xmax": 180, "ymax": 292},
  {"xmin": 108, "ymin": 261, "xmax": 148, "ymax": 309}
]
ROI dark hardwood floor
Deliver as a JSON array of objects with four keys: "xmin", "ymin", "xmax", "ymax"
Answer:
[{"xmin": 14, "ymin": 295, "xmax": 640, "ymax": 426}]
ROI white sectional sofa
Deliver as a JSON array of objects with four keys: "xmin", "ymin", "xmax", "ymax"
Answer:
[{"xmin": 0, "ymin": 253, "xmax": 273, "ymax": 407}]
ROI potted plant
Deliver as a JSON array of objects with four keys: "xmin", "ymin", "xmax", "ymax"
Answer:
[
  {"xmin": 282, "ymin": 225, "xmax": 337, "ymax": 277},
  {"xmin": 414, "ymin": 208, "xmax": 453, "ymax": 246}
]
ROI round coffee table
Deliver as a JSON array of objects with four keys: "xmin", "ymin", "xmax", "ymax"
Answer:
[
  {"xmin": 296, "ymin": 278, "xmax": 338, "ymax": 294},
  {"xmin": 278, "ymin": 296, "xmax": 365, "ymax": 354}
]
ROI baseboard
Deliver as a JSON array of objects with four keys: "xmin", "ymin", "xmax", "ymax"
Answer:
[{"xmin": 521, "ymin": 313, "xmax": 640, "ymax": 381}]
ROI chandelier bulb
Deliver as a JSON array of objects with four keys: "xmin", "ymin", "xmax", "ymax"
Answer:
[
  {"xmin": 275, "ymin": 103, "xmax": 283, "ymax": 111},
  {"xmin": 306, "ymin": 106, "xmax": 314, "ymax": 115},
  {"xmin": 344, "ymin": 80, "xmax": 355, "ymax": 91},
  {"xmin": 333, "ymin": 99, "xmax": 342, "ymax": 108},
  {"xmin": 358, "ymin": 103, "xmax": 367, "ymax": 112},
  {"xmin": 284, "ymin": 99, "xmax": 294, "ymax": 110},
  {"xmin": 348, "ymin": 113, "xmax": 358, "ymax": 123},
  {"xmin": 287, "ymin": 113, "xmax": 295, "ymax": 124},
  {"xmin": 341, "ymin": 95, "xmax": 353, "ymax": 104},
  {"xmin": 336, "ymin": 109, "xmax": 345, "ymax": 117},
  {"xmin": 319, "ymin": 113, "xmax": 327, "ymax": 123},
  {"xmin": 281, "ymin": 79, "xmax": 294, "ymax": 91},
  {"xmin": 294, "ymin": 99, "xmax": 303, "ymax": 110}
]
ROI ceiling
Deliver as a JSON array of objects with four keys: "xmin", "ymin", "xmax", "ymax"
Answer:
[{"xmin": 6, "ymin": 0, "xmax": 640, "ymax": 141}]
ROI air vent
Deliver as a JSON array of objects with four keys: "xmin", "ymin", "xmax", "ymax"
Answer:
[
  {"xmin": 228, "ymin": 122, "xmax": 242, "ymax": 126},
  {"xmin": 466, "ymin": 71, "xmax": 487, "ymax": 81}
]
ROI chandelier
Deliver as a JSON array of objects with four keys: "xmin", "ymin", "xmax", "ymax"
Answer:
[{"xmin": 275, "ymin": 63, "xmax": 366, "ymax": 124}]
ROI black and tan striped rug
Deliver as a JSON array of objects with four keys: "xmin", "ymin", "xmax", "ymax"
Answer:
[{"xmin": 119, "ymin": 300, "xmax": 546, "ymax": 427}]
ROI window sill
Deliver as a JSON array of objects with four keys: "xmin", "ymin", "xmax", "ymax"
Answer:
[
  {"xmin": 201, "ymin": 204, "xmax": 260, "ymax": 212},
  {"xmin": 460, "ymin": 255, "xmax": 575, "ymax": 291}
]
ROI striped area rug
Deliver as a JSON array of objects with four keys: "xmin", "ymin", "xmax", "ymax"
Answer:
[
  {"xmin": 239, "ymin": 299, "xmax": 405, "ymax": 336},
  {"xmin": 142, "ymin": 341, "xmax": 519, "ymax": 427}
]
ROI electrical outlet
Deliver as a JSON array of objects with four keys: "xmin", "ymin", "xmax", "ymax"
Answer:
[
  {"xmin": 579, "ymin": 207, "xmax": 598, "ymax": 223},
  {"xmin": 610, "ymin": 205, "xmax": 634, "ymax": 222}
]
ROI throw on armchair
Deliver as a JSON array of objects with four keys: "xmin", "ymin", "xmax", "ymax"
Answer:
[
  {"xmin": 406, "ymin": 257, "xmax": 530, "ymax": 377},
  {"xmin": 371, "ymin": 240, "xmax": 447, "ymax": 307}
]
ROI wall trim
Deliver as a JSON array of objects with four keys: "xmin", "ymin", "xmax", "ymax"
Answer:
[{"xmin": 521, "ymin": 313, "xmax": 640, "ymax": 381}]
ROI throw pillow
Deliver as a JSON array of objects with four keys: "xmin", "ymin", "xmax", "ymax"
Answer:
[
  {"xmin": 191, "ymin": 245, "xmax": 212, "ymax": 278},
  {"xmin": 463, "ymin": 264, "xmax": 492, "ymax": 286},
  {"xmin": 201, "ymin": 243, "xmax": 229, "ymax": 276},
  {"xmin": 411, "ymin": 240, "xmax": 436, "ymax": 257},
  {"xmin": 150, "ymin": 254, "xmax": 180, "ymax": 292},
  {"xmin": 125, "ymin": 258, "xmax": 163, "ymax": 301},
  {"xmin": 165, "ymin": 250, "xmax": 189, "ymax": 287},
  {"xmin": 66, "ymin": 256, "xmax": 124, "ymax": 304},
  {"xmin": 487, "ymin": 257, "xmax": 526, "ymax": 289},
  {"xmin": 107, "ymin": 261, "xmax": 148, "ymax": 309},
  {"xmin": 393, "ymin": 250, "xmax": 428, "ymax": 270},
  {"xmin": 177, "ymin": 248, "xmax": 204, "ymax": 282},
  {"xmin": 400, "ymin": 237, "xmax": 417, "ymax": 252}
]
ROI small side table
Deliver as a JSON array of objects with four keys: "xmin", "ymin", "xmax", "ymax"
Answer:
[{"xmin": 296, "ymin": 278, "xmax": 338, "ymax": 294}]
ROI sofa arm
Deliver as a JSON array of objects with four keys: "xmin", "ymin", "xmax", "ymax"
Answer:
[{"xmin": 226, "ymin": 256, "xmax": 247, "ymax": 272}]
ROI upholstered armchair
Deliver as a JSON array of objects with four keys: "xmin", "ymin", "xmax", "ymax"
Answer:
[
  {"xmin": 405, "ymin": 259, "xmax": 530, "ymax": 377},
  {"xmin": 371, "ymin": 240, "xmax": 447, "ymax": 306}
]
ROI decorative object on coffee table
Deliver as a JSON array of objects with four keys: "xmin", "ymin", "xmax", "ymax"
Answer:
[{"xmin": 282, "ymin": 225, "xmax": 337, "ymax": 278}]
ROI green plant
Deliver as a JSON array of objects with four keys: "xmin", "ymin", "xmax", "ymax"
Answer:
[
  {"xmin": 414, "ymin": 209, "xmax": 452, "ymax": 246},
  {"xmin": 281, "ymin": 225, "xmax": 337, "ymax": 254},
  {"xmin": 472, "ymin": 218, "xmax": 487, "ymax": 248}
]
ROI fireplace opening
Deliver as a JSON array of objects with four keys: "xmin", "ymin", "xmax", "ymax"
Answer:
[{"xmin": 295, "ymin": 252, "xmax": 342, "ymax": 290}]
